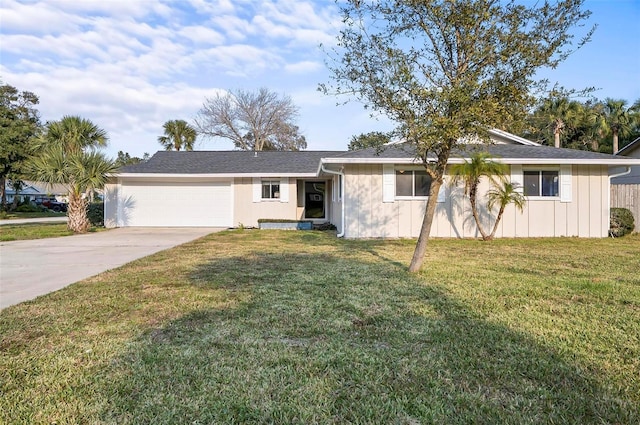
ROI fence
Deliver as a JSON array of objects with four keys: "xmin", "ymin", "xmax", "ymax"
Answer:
[{"xmin": 611, "ymin": 184, "xmax": 640, "ymax": 228}]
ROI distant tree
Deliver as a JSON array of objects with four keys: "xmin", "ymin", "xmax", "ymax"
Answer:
[
  {"xmin": 28, "ymin": 116, "xmax": 116, "ymax": 233},
  {"xmin": 535, "ymin": 97, "xmax": 583, "ymax": 148},
  {"xmin": 158, "ymin": 119, "xmax": 197, "ymax": 151},
  {"xmin": 600, "ymin": 98, "xmax": 637, "ymax": 153},
  {"xmin": 0, "ymin": 84, "xmax": 41, "ymax": 210},
  {"xmin": 348, "ymin": 131, "xmax": 391, "ymax": 151},
  {"xmin": 195, "ymin": 88, "xmax": 307, "ymax": 151},
  {"xmin": 115, "ymin": 151, "xmax": 149, "ymax": 167},
  {"xmin": 450, "ymin": 152, "xmax": 507, "ymax": 241},
  {"xmin": 321, "ymin": 0, "xmax": 593, "ymax": 272}
]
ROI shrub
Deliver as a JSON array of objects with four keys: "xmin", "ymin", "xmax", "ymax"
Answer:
[
  {"xmin": 15, "ymin": 204, "xmax": 43, "ymax": 213},
  {"xmin": 87, "ymin": 202, "xmax": 104, "ymax": 227},
  {"xmin": 609, "ymin": 208, "xmax": 635, "ymax": 237}
]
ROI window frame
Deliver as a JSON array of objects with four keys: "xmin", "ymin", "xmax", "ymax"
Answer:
[
  {"xmin": 261, "ymin": 180, "xmax": 281, "ymax": 200},
  {"xmin": 395, "ymin": 168, "xmax": 432, "ymax": 199},
  {"xmin": 522, "ymin": 168, "xmax": 560, "ymax": 199}
]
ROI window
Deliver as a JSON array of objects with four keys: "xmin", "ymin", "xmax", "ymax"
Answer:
[
  {"xmin": 396, "ymin": 170, "xmax": 431, "ymax": 197},
  {"xmin": 261, "ymin": 180, "xmax": 280, "ymax": 199},
  {"xmin": 523, "ymin": 170, "xmax": 559, "ymax": 197}
]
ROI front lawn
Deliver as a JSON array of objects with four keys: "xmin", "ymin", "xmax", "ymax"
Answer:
[
  {"xmin": 1, "ymin": 231, "xmax": 638, "ymax": 423},
  {"xmin": 0, "ymin": 211, "xmax": 67, "ymax": 219},
  {"xmin": 0, "ymin": 223, "xmax": 74, "ymax": 241}
]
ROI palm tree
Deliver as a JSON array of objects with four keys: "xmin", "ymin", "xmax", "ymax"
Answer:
[
  {"xmin": 158, "ymin": 120, "xmax": 197, "ymax": 151},
  {"xmin": 45, "ymin": 115, "xmax": 108, "ymax": 153},
  {"xmin": 539, "ymin": 97, "xmax": 582, "ymax": 148},
  {"xmin": 28, "ymin": 117, "xmax": 116, "ymax": 233},
  {"xmin": 602, "ymin": 98, "xmax": 636, "ymax": 153},
  {"xmin": 450, "ymin": 151, "xmax": 507, "ymax": 240},
  {"xmin": 486, "ymin": 181, "xmax": 526, "ymax": 240}
]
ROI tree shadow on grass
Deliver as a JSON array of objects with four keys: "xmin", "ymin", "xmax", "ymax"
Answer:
[{"xmin": 97, "ymin": 252, "xmax": 637, "ymax": 424}]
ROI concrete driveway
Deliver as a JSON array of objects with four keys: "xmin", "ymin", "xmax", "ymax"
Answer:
[{"xmin": 0, "ymin": 227, "xmax": 224, "ymax": 310}]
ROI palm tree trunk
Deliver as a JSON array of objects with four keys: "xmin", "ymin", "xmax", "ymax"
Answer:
[
  {"xmin": 613, "ymin": 131, "xmax": 619, "ymax": 154},
  {"xmin": 554, "ymin": 130, "xmax": 560, "ymax": 148},
  {"xmin": 489, "ymin": 205, "xmax": 506, "ymax": 240},
  {"xmin": 409, "ymin": 179, "xmax": 443, "ymax": 272},
  {"xmin": 469, "ymin": 185, "xmax": 489, "ymax": 240},
  {"xmin": 67, "ymin": 191, "xmax": 90, "ymax": 233}
]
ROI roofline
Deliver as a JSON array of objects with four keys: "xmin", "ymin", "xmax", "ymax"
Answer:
[
  {"xmin": 320, "ymin": 157, "xmax": 640, "ymax": 166},
  {"xmin": 615, "ymin": 137, "xmax": 640, "ymax": 156},
  {"xmin": 488, "ymin": 128, "xmax": 541, "ymax": 146},
  {"xmin": 115, "ymin": 172, "xmax": 319, "ymax": 179}
]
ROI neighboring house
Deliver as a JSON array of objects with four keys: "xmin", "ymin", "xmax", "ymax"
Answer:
[
  {"xmin": 611, "ymin": 137, "xmax": 640, "ymax": 226},
  {"xmin": 4, "ymin": 181, "xmax": 42, "ymax": 204},
  {"xmin": 4, "ymin": 181, "xmax": 70, "ymax": 205},
  {"xmin": 612, "ymin": 137, "xmax": 640, "ymax": 184},
  {"xmin": 24, "ymin": 181, "xmax": 70, "ymax": 203},
  {"xmin": 105, "ymin": 130, "xmax": 640, "ymax": 238}
]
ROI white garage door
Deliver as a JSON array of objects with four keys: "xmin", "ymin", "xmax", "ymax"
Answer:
[{"xmin": 120, "ymin": 181, "xmax": 232, "ymax": 227}]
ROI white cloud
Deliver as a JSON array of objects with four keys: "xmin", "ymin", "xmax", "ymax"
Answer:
[
  {"xmin": 284, "ymin": 60, "xmax": 322, "ymax": 74},
  {"xmin": 0, "ymin": 1, "xmax": 352, "ymax": 156}
]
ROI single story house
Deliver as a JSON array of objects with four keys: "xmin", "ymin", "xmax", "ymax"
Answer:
[
  {"xmin": 105, "ymin": 130, "xmax": 640, "ymax": 238},
  {"xmin": 4, "ymin": 181, "xmax": 43, "ymax": 204}
]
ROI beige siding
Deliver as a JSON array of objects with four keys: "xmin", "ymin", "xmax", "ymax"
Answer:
[
  {"xmin": 343, "ymin": 164, "xmax": 610, "ymax": 238},
  {"xmin": 233, "ymin": 177, "xmax": 298, "ymax": 227}
]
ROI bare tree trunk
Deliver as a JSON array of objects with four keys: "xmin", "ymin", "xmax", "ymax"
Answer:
[
  {"xmin": 409, "ymin": 178, "xmax": 443, "ymax": 272},
  {"xmin": 67, "ymin": 191, "xmax": 90, "ymax": 233}
]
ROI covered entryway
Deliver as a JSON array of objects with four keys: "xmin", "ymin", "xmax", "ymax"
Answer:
[
  {"xmin": 119, "ymin": 180, "xmax": 233, "ymax": 227},
  {"xmin": 303, "ymin": 180, "xmax": 326, "ymax": 219}
]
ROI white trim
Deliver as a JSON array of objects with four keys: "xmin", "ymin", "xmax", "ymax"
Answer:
[
  {"xmin": 488, "ymin": 128, "xmax": 541, "ymax": 146},
  {"xmin": 382, "ymin": 164, "xmax": 395, "ymax": 203},
  {"xmin": 279, "ymin": 177, "xmax": 289, "ymax": 203},
  {"xmin": 510, "ymin": 165, "xmax": 523, "ymax": 193},
  {"xmin": 559, "ymin": 165, "xmax": 572, "ymax": 203},
  {"xmin": 252, "ymin": 177, "xmax": 261, "ymax": 202}
]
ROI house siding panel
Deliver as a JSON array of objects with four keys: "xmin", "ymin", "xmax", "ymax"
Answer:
[
  {"xmin": 342, "ymin": 164, "xmax": 610, "ymax": 239},
  {"xmin": 234, "ymin": 177, "xmax": 298, "ymax": 227}
]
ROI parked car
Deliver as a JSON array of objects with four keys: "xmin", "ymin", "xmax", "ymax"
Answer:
[{"xmin": 35, "ymin": 198, "xmax": 68, "ymax": 212}]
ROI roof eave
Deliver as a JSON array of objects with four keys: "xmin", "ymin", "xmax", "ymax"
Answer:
[
  {"xmin": 321, "ymin": 157, "xmax": 640, "ymax": 166},
  {"xmin": 116, "ymin": 172, "xmax": 319, "ymax": 179}
]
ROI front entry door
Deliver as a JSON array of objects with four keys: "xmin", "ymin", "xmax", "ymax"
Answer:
[{"xmin": 304, "ymin": 181, "xmax": 325, "ymax": 219}]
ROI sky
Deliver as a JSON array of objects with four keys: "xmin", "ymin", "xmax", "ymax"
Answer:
[{"xmin": 1, "ymin": 0, "xmax": 639, "ymax": 159}]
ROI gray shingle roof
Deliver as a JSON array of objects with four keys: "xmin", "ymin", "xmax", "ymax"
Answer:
[
  {"xmin": 120, "ymin": 144, "xmax": 637, "ymax": 176},
  {"xmin": 121, "ymin": 151, "xmax": 345, "ymax": 174},
  {"xmin": 334, "ymin": 143, "xmax": 634, "ymax": 162}
]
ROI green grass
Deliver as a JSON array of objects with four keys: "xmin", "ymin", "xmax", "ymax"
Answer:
[
  {"xmin": 0, "ymin": 223, "xmax": 74, "ymax": 241},
  {"xmin": 0, "ymin": 211, "xmax": 67, "ymax": 219},
  {"xmin": 0, "ymin": 223, "xmax": 106, "ymax": 241},
  {"xmin": 1, "ymin": 231, "xmax": 639, "ymax": 424}
]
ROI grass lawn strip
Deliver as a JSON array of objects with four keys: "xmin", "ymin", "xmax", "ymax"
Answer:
[
  {"xmin": 0, "ymin": 223, "xmax": 106, "ymax": 241},
  {"xmin": 0, "ymin": 231, "xmax": 638, "ymax": 423}
]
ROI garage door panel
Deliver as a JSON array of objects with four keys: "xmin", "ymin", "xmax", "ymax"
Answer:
[{"xmin": 120, "ymin": 181, "xmax": 232, "ymax": 227}]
